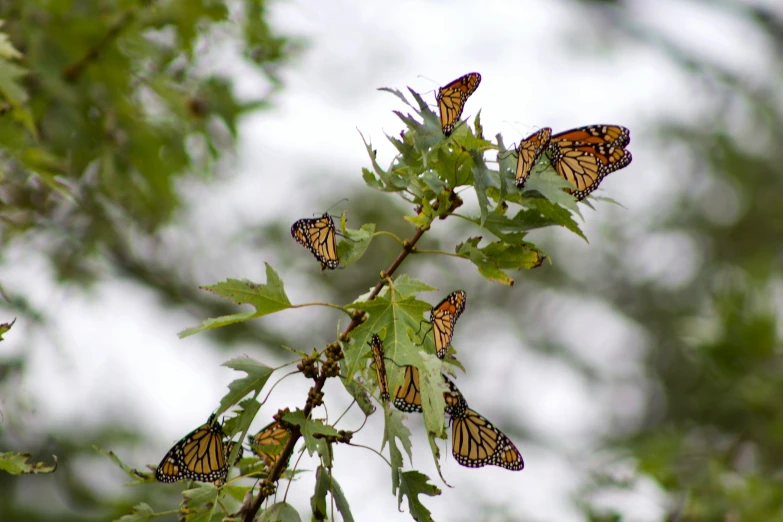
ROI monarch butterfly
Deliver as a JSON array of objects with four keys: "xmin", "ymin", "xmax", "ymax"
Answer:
[
  {"xmin": 155, "ymin": 414, "xmax": 229, "ymax": 484},
  {"xmin": 436, "ymin": 73, "xmax": 481, "ymax": 136},
  {"xmin": 547, "ymin": 125, "xmax": 632, "ymax": 200},
  {"xmin": 291, "ymin": 213, "xmax": 339, "ymax": 270},
  {"xmin": 393, "ymin": 367, "xmax": 524, "ymax": 470},
  {"xmin": 369, "ymin": 334, "xmax": 390, "ymax": 402},
  {"xmin": 451, "ymin": 404, "xmax": 524, "ymax": 470},
  {"xmin": 514, "ymin": 127, "xmax": 552, "ymax": 189},
  {"xmin": 392, "ymin": 365, "xmax": 464, "ymax": 416},
  {"xmin": 428, "ymin": 290, "xmax": 467, "ymax": 359},
  {"xmin": 249, "ymin": 421, "xmax": 291, "ymax": 470}
]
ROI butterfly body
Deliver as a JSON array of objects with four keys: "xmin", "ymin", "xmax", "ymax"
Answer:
[
  {"xmin": 436, "ymin": 73, "xmax": 481, "ymax": 136},
  {"xmin": 369, "ymin": 334, "xmax": 390, "ymax": 402},
  {"xmin": 291, "ymin": 213, "xmax": 339, "ymax": 270}
]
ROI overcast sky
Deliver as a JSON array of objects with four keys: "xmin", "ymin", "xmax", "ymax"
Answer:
[{"xmin": 3, "ymin": 0, "xmax": 775, "ymax": 520}]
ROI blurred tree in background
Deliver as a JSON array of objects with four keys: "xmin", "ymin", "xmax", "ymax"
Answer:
[
  {"xmin": 566, "ymin": 1, "xmax": 783, "ymax": 520},
  {"xmin": 1, "ymin": 0, "xmax": 783, "ymax": 520},
  {"xmin": 0, "ymin": 0, "xmax": 297, "ymax": 519}
]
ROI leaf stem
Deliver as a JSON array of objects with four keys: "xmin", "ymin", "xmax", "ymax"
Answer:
[
  {"xmin": 412, "ymin": 249, "xmax": 465, "ymax": 259},
  {"xmin": 242, "ymin": 227, "xmax": 427, "ymax": 522},
  {"xmin": 372, "ymin": 231, "xmax": 404, "ymax": 245},
  {"xmin": 290, "ymin": 302, "xmax": 352, "ymax": 316},
  {"xmin": 347, "ymin": 442, "xmax": 392, "ymax": 468}
]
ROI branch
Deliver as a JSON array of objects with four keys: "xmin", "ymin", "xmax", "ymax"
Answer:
[
  {"xmin": 241, "ymin": 226, "xmax": 427, "ymax": 522},
  {"xmin": 62, "ymin": 9, "xmax": 139, "ymax": 82}
]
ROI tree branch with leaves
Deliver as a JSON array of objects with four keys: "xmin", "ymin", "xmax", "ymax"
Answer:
[{"xmin": 103, "ymin": 84, "xmax": 605, "ymax": 521}]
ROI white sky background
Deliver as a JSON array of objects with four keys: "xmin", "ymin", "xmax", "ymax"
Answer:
[{"xmin": 2, "ymin": 0, "xmax": 777, "ymax": 520}]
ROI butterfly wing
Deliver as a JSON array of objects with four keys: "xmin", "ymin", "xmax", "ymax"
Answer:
[
  {"xmin": 451, "ymin": 407, "xmax": 524, "ymax": 470},
  {"xmin": 436, "ymin": 73, "xmax": 481, "ymax": 136},
  {"xmin": 156, "ymin": 415, "xmax": 228, "ymax": 484},
  {"xmin": 393, "ymin": 365, "xmax": 422, "ymax": 412},
  {"xmin": 369, "ymin": 334, "xmax": 390, "ymax": 402},
  {"xmin": 249, "ymin": 421, "xmax": 291, "ymax": 470},
  {"xmin": 290, "ymin": 213, "xmax": 339, "ymax": 270},
  {"xmin": 225, "ymin": 441, "xmax": 244, "ymax": 467},
  {"xmin": 430, "ymin": 290, "xmax": 467, "ymax": 359},
  {"xmin": 515, "ymin": 127, "xmax": 552, "ymax": 188},
  {"xmin": 547, "ymin": 141, "xmax": 632, "ymax": 200},
  {"xmin": 392, "ymin": 365, "xmax": 465, "ymax": 417},
  {"xmin": 549, "ymin": 124, "xmax": 630, "ymax": 148}
]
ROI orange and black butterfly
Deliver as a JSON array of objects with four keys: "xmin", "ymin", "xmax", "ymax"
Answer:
[
  {"xmin": 392, "ymin": 366, "xmax": 523, "ymax": 470},
  {"xmin": 155, "ymin": 414, "xmax": 230, "ymax": 484},
  {"xmin": 428, "ymin": 290, "xmax": 467, "ymax": 359},
  {"xmin": 514, "ymin": 127, "xmax": 552, "ymax": 189},
  {"xmin": 436, "ymin": 73, "xmax": 481, "ymax": 136},
  {"xmin": 369, "ymin": 334, "xmax": 390, "ymax": 403},
  {"xmin": 291, "ymin": 213, "xmax": 339, "ymax": 270},
  {"xmin": 546, "ymin": 124, "xmax": 632, "ymax": 200},
  {"xmin": 249, "ymin": 420, "xmax": 291, "ymax": 471},
  {"xmin": 450, "ymin": 402, "xmax": 524, "ymax": 470}
]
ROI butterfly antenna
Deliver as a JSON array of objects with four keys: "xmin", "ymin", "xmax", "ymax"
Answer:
[
  {"xmin": 383, "ymin": 356, "xmax": 404, "ymax": 368},
  {"xmin": 323, "ymin": 198, "xmax": 349, "ymax": 216}
]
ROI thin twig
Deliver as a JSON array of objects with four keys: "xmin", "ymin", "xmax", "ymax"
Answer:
[{"xmin": 242, "ymin": 226, "xmax": 427, "ymax": 521}]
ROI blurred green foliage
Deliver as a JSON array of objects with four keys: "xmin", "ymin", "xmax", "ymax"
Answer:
[{"xmin": 0, "ymin": 1, "xmax": 295, "ymax": 520}]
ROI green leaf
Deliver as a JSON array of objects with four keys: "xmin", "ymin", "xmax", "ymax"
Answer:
[
  {"xmin": 341, "ymin": 371, "xmax": 377, "ymax": 417},
  {"xmin": 469, "ymin": 149, "xmax": 496, "ymax": 225},
  {"xmin": 182, "ymin": 483, "xmax": 220, "ymax": 505},
  {"xmin": 328, "ymin": 474, "xmax": 354, "ymax": 522},
  {"xmin": 0, "ymin": 22, "xmax": 22, "ymax": 60},
  {"xmin": 0, "ymin": 452, "xmax": 57, "ymax": 475},
  {"xmin": 384, "ymin": 408, "xmax": 413, "ymax": 493},
  {"xmin": 222, "ymin": 398, "xmax": 261, "ymax": 438},
  {"xmin": 344, "ymin": 293, "xmax": 431, "ymax": 382},
  {"xmin": 282, "ymin": 410, "xmax": 337, "ymax": 456},
  {"xmin": 181, "ymin": 484, "xmax": 219, "ymax": 522},
  {"xmin": 0, "ymin": 318, "xmax": 15, "ymax": 341},
  {"xmin": 259, "ymin": 502, "xmax": 302, "ymax": 522},
  {"xmin": 360, "ymin": 131, "xmax": 407, "ymax": 191},
  {"xmin": 397, "ymin": 471, "xmax": 441, "ymax": 522},
  {"xmin": 455, "ymin": 236, "xmax": 545, "ymax": 286},
  {"xmin": 116, "ymin": 503, "xmax": 154, "ymax": 522},
  {"xmin": 420, "ymin": 170, "xmax": 445, "ymax": 194},
  {"xmin": 179, "ymin": 264, "xmax": 291, "ymax": 338},
  {"xmin": 362, "ymin": 167, "xmax": 384, "ymax": 190},
  {"xmin": 0, "ymin": 59, "xmax": 27, "ymax": 105},
  {"xmin": 525, "ymin": 169, "xmax": 581, "ymax": 215},
  {"xmin": 391, "ymin": 275, "xmax": 437, "ymax": 298},
  {"xmin": 337, "ymin": 215, "xmax": 375, "ymax": 267},
  {"xmin": 416, "ymin": 355, "xmax": 448, "ymax": 437},
  {"xmin": 224, "ymin": 484, "xmax": 253, "ymax": 504},
  {"xmin": 310, "ymin": 466, "xmax": 329, "ymax": 520},
  {"xmin": 377, "ymin": 86, "xmax": 413, "ymax": 109},
  {"xmin": 216, "ymin": 357, "xmax": 274, "ymax": 416}
]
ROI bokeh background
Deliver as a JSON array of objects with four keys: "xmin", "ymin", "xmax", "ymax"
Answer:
[{"xmin": 2, "ymin": 0, "xmax": 782, "ymax": 520}]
